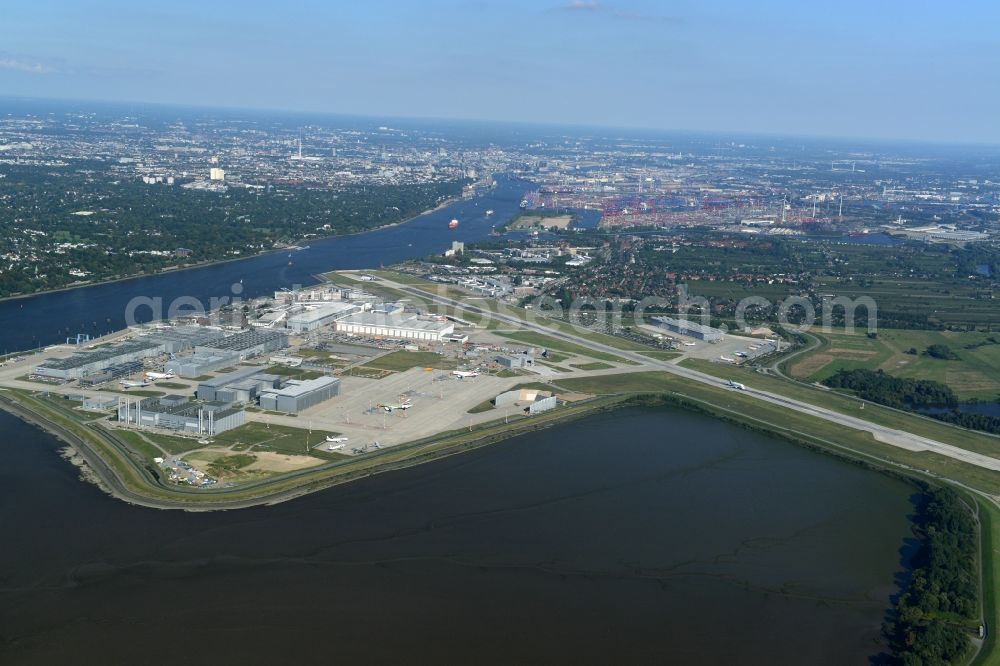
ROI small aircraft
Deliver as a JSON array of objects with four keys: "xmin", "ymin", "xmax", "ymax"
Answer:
[
  {"xmin": 120, "ymin": 379, "xmax": 152, "ymax": 388},
  {"xmin": 144, "ymin": 371, "xmax": 175, "ymax": 380},
  {"xmin": 326, "ymin": 436, "xmax": 349, "ymax": 443},
  {"xmin": 682, "ymin": 341, "xmax": 697, "ymax": 347},
  {"xmin": 452, "ymin": 370, "xmax": 480, "ymax": 379},
  {"xmin": 378, "ymin": 400, "xmax": 412, "ymax": 412},
  {"xmin": 326, "ymin": 443, "xmax": 345, "ymax": 451},
  {"xmin": 726, "ymin": 379, "xmax": 747, "ymax": 390},
  {"xmin": 719, "ymin": 356, "xmax": 736, "ymax": 363},
  {"xmin": 734, "ymin": 351, "xmax": 748, "ymax": 358}
]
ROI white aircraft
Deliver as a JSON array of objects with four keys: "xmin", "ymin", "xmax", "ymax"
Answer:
[
  {"xmin": 452, "ymin": 370, "xmax": 480, "ymax": 379},
  {"xmin": 326, "ymin": 436, "xmax": 349, "ymax": 443},
  {"xmin": 144, "ymin": 371, "xmax": 175, "ymax": 380},
  {"xmin": 326, "ymin": 443, "xmax": 345, "ymax": 451},
  {"xmin": 682, "ymin": 342, "xmax": 697, "ymax": 347},
  {"xmin": 727, "ymin": 379, "xmax": 747, "ymax": 390},
  {"xmin": 120, "ymin": 379, "xmax": 152, "ymax": 388},
  {"xmin": 734, "ymin": 352, "xmax": 748, "ymax": 358},
  {"xmin": 719, "ymin": 356, "xmax": 736, "ymax": 363},
  {"xmin": 379, "ymin": 400, "xmax": 412, "ymax": 412}
]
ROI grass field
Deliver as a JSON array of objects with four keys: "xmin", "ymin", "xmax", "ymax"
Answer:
[
  {"xmin": 570, "ymin": 361, "xmax": 614, "ymax": 371},
  {"xmin": 265, "ymin": 365, "xmax": 326, "ymax": 380},
  {"xmin": 789, "ymin": 329, "xmax": 1000, "ymax": 401},
  {"xmin": 116, "ymin": 429, "xmax": 207, "ymax": 456},
  {"xmin": 211, "ymin": 422, "xmax": 346, "ymax": 460},
  {"xmin": 495, "ymin": 330, "xmax": 627, "ymax": 363},
  {"xmin": 360, "ymin": 350, "xmax": 459, "ymax": 372}
]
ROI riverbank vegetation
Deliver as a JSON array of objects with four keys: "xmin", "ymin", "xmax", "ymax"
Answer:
[{"xmin": 883, "ymin": 486, "xmax": 980, "ymax": 665}]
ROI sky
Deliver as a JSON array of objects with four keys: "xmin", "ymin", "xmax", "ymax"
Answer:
[{"xmin": 1, "ymin": 0, "xmax": 999, "ymax": 143}]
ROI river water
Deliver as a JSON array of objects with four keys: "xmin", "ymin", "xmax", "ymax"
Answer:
[{"xmin": 0, "ymin": 406, "xmax": 913, "ymax": 664}]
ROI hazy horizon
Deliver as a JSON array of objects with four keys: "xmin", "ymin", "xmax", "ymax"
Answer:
[{"xmin": 2, "ymin": 1, "xmax": 999, "ymax": 144}]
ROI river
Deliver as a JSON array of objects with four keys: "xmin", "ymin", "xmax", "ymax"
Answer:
[
  {"xmin": 0, "ymin": 405, "xmax": 913, "ymax": 664},
  {"xmin": 0, "ymin": 176, "xmax": 531, "ymax": 354}
]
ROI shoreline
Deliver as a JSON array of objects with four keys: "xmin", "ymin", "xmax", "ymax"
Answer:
[{"xmin": 0, "ymin": 194, "xmax": 462, "ymax": 306}]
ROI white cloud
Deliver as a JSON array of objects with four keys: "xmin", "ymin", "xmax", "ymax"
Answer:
[{"xmin": 0, "ymin": 58, "xmax": 54, "ymax": 75}]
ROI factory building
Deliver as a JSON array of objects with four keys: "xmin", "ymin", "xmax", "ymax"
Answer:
[
  {"xmin": 196, "ymin": 367, "xmax": 279, "ymax": 403},
  {"xmin": 33, "ymin": 340, "xmax": 163, "ymax": 381},
  {"xmin": 651, "ymin": 316, "xmax": 724, "ymax": 342},
  {"xmin": 79, "ymin": 360, "xmax": 144, "ymax": 386},
  {"xmin": 195, "ymin": 329, "xmax": 288, "ymax": 360},
  {"xmin": 118, "ymin": 397, "xmax": 244, "ymax": 435},
  {"xmin": 334, "ymin": 312, "xmax": 454, "ymax": 341},
  {"xmin": 81, "ymin": 394, "xmax": 119, "ymax": 411},
  {"xmin": 258, "ymin": 376, "xmax": 341, "ymax": 414},
  {"xmin": 144, "ymin": 326, "xmax": 226, "ymax": 354},
  {"xmin": 495, "ymin": 353, "xmax": 534, "ymax": 369},
  {"xmin": 164, "ymin": 351, "xmax": 240, "ymax": 378},
  {"xmin": 286, "ymin": 302, "xmax": 361, "ymax": 333},
  {"xmin": 493, "ymin": 388, "xmax": 557, "ymax": 415}
]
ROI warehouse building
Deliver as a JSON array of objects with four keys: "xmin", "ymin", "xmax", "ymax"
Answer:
[
  {"xmin": 196, "ymin": 367, "xmax": 279, "ymax": 402},
  {"xmin": 651, "ymin": 316, "xmax": 724, "ymax": 342},
  {"xmin": 195, "ymin": 329, "xmax": 288, "ymax": 360},
  {"xmin": 144, "ymin": 326, "xmax": 226, "ymax": 354},
  {"xmin": 79, "ymin": 360, "xmax": 145, "ymax": 386},
  {"xmin": 258, "ymin": 376, "xmax": 341, "ymax": 413},
  {"xmin": 82, "ymin": 394, "xmax": 120, "ymax": 411},
  {"xmin": 495, "ymin": 353, "xmax": 534, "ymax": 369},
  {"xmin": 117, "ymin": 398, "xmax": 245, "ymax": 435},
  {"xmin": 286, "ymin": 302, "xmax": 361, "ymax": 333},
  {"xmin": 33, "ymin": 340, "xmax": 163, "ymax": 381},
  {"xmin": 334, "ymin": 312, "xmax": 454, "ymax": 341},
  {"xmin": 164, "ymin": 351, "xmax": 240, "ymax": 378}
]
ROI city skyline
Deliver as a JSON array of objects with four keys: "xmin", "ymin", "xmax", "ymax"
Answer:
[{"xmin": 2, "ymin": 0, "xmax": 999, "ymax": 144}]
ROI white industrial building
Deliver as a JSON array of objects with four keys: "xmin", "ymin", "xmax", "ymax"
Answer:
[
  {"xmin": 335, "ymin": 312, "xmax": 454, "ymax": 341},
  {"xmin": 286, "ymin": 302, "xmax": 361, "ymax": 333},
  {"xmin": 651, "ymin": 316, "xmax": 724, "ymax": 342}
]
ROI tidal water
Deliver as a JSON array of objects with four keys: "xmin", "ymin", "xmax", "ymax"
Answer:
[
  {"xmin": 0, "ymin": 176, "xmax": 531, "ymax": 353},
  {"xmin": 0, "ymin": 405, "xmax": 914, "ymax": 664}
]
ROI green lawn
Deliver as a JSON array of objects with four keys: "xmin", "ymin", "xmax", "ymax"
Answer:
[
  {"xmin": 790, "ymin": 329, "xmax": 1000, "ymax": 401},
  {"xmin": 570, "ymin": 361, "xmax": 614, "ymax": 371},
  {"xmin": 495, "ymin": 330, "xmax": 627, "ymax": 363},
  {"xmin": 265, "ymin": 365, "xmax": 326, "ymax": 380},
  {"xmin": 361, "ymin": 350, "xmax": 459, "ymax": 372},
  {"xmin": 211, "ymin": 422, "xmax": 346, "ymax": 459}
]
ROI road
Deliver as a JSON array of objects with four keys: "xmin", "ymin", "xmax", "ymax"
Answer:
[{"xmin": 390, "ymin": 280, "xmax": 1000, "ymax": 473}]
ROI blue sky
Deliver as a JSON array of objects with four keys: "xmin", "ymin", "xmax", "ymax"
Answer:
[{"xmin": 2, "ymin": 0, "xmax": 998, "ymax": 142}]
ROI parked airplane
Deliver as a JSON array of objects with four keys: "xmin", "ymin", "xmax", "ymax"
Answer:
[
  {"xmin": 379, "ymin": 400, "xmax": 412, "ymax": 412},
  {"xmin": 326, "ymin": 443, "xmax": 345, "ymax": 451},
  {"xmin": 726, "ymin": 379, "xmax": 747, "ymax": 390},
  {"xmin": 452, "ymin": 370, "xmax": 480, "ymax": 378},
  {"xmin": 120, "ymin": 379, "xmax": 152, "ymax": 388},
  {"xmin": 734, "ymin": 352, "xmax": 748, "ymax": 358},
  {"xmin": 325, "ymin": 436, "xmax": 349, "ymax": 443},
  {"xmin": 719, "ymin": 356, "xmax": 736, "ymax": 363},
  {"xmin": 682, "ymin": 342, "xmax": 697, "ymax": 347},
  {"xmin": 144, "ymin": 371, "xmax": 175, "ymax": 380}
]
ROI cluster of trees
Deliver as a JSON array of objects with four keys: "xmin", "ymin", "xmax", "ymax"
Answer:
[
  {"xmin": 931, "ymin": 410, "xmax": 1000, "ymax": 436},
  {"xmin": 883, "ymin": 487, "xmax": 977, "ymax": 665},
  {"xmin": 823, "ymin": 369, "xmax": 958, "ymax": 410},
  {"xmin": 925, "ymin": 344, "xmax": 959, "ymax": 360}
]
